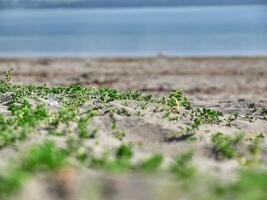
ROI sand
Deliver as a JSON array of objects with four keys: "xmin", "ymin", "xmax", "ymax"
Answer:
[
  {"xmin": 0, "ymin": 56, "xmax": 267, "ymax": 200},
  {"xmin": 1, "ymin": 57, "xmax": 267, "ymax": 98}
]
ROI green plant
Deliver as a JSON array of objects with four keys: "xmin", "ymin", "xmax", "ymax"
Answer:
[
  {"xmin": 8, "ymin": 101, "xmax": 49, "ymax": 127},
  {"xmin": 194, "ymin": 108, "xmax": 222, "ymax": 124},
  {"xmin": 0, "ymin": 68, "xmax": 15, "ymax": 93},
  {"xmin": 0, "ymin": 101, "xmax": 50, "ymax": 148},
  {"xmin": 212, "ymin": 169, "xmax": 267, "ymax": 200},
  {"xmin": 261, "ymin": 107, "xmax": 267, "ymax": 115},
  {"xmin": 226, "ymin": 112, "xmax": 239, "ymax": 125},
  {"xmin": 20, "ymin": 141, "xmax": 68, "ymax": 172},
  {"xmin": 0, "ymin": 141, "xmax": 68, "ymax": 199},
  {"xmin": 135, "ymin": 154, "xmax": 163, "ymax": 172},
  {"xmin": 78, "ymin": 118, "xmax": 97, "ymax": 138},
  {"xmin": 170, "ymin": 151, "xmax": 195, "ymax": 179},
  {"xmin": 5, "ymin": 68, "xmax": 14, "ymax": 83},
  {"xmin": 211, "ymin": 132, "xmax": 243, "ymax": 159},
  {"xmin": 247, "ymin": 133, "xmax": 265, "ymax": 164},
  {"xmin": 89, "ymin": 144, "xmax": 133, "ymax": 172},
  {"xmin": 164, "ymin": 90, "xmax": 191, "ymax": 112}
]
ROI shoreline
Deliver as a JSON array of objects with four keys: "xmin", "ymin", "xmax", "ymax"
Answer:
[
  {"xmin": 1, "ymin": 54, "xmax": 267, "ymax": 59},
  {"xmin": 1, "ymin": 55, "xmax": 267, "ymax": 59}
]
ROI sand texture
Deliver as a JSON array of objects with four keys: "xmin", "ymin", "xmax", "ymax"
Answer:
[{"xmin": 0, "ymin": 57, "xmax": 266, "ymax": 200}]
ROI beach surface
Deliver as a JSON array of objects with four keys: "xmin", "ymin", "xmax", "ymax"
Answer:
[
  {"xmin": 0, "ymin": 56, "xmax": 267, "ymax": 200},
  {"xmin": 1, "ymin": 56, "xmax": 267, "ymax": 98}
]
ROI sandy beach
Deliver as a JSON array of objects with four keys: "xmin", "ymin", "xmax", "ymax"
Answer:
[
  {"xmin": 0, "ymin": 56, "xmax": 267, "ymax": 200},
  {"xmin": 1, "ymin": 56, "xmax": 267, "ymax": 98}
]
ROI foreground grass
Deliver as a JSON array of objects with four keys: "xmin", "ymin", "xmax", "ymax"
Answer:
[{"xmin": 0, "ymin": 69, "xmax": 267, "ymax": 199}]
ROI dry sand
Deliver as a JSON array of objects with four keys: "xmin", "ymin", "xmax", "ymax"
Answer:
[
  {"xmin": 1, "ymin": 56, "xmax": 267, "ymax": 99},
  {"xmin": 0, "ymin": 56, "xmax": 267, "ymax": 200}
]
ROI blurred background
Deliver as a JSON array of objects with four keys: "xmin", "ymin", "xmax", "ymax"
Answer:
[{"xmin": 0, "ymin": 0, "xmax": 267, "ymax": 57}]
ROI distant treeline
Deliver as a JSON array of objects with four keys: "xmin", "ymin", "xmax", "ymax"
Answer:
[{"xmin": 0, "ymin": 0, "xmax": 266, "ymax": 9}]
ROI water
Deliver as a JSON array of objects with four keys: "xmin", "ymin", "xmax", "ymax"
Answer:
[{"xmin": 0, "ymin": 6, "xmax": 267, "ymax": 57}]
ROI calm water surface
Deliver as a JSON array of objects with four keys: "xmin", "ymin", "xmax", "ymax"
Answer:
[{"xmin": 0, "ymin": 6, "xmax": 267, "ymax": 57}]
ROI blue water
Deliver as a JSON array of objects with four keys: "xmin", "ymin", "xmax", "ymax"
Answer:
[{"xmin": 0, "ymin": 6, "xmax": 267, "ymax": 57}]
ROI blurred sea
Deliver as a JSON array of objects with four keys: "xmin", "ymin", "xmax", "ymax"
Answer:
[{"xmin": 0, "ymin": 5, "xmax": 267, "ymax": 57}]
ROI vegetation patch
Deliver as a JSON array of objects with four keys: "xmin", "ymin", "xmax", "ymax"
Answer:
[{"xmin": 0, "ymin": 70, "xmax": 266, "ymax": 199}]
